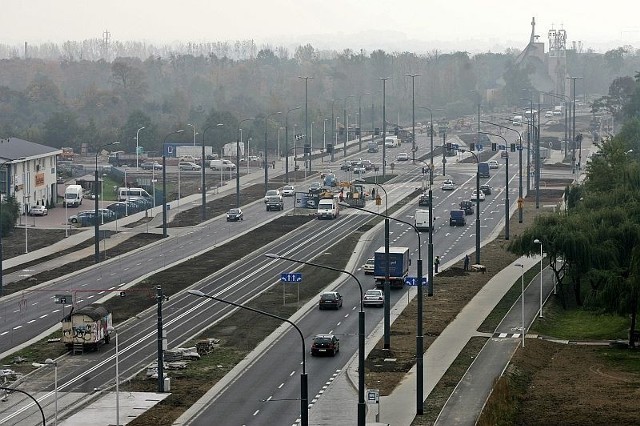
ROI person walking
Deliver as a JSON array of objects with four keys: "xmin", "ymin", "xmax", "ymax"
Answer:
[
  {"xmin": 434, "ymin": 256, "xmax": 440, "ymax": 273},
  {"xmin": 463, "ymin": 254, "xmax": 470, "ymax": 271}
]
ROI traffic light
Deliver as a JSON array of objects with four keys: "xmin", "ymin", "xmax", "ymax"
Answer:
[
  {"xmin": 304, "ymin": 144, "xmax": 311, "ymax": 154},
  {"xmin": 355, "ymin": 127, "xmax": 361, "ymax": 136},
  {"xmin": 339, "ymin": 127, "xmax": 344, "ymax": 135},
  {"xmin": 470, "ymin": 142, "xmax": 475, "ymax": 151},
  {"xmin": 394, "ymin": 127, "xmax": 399, "ymax": 136},
  {"xmin": 374, "ymin": 127, "xmax": 380, "ymax": 135},
  {"xmin": 446, "ymin": 142, "xmax": 452, "ymax": 150},
  {"xmin": 510, "ymin": 143, "xmax": 517, "ymax": 152},
  {"xmin": 326, "ymin": 143, "xmax": 333, "ymax": 153},
  {"xmin": 491, "ymin": 142, "xmax": 497, "ymax": 151}
]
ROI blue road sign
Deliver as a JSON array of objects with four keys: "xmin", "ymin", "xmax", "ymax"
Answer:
[
  {"xmin": 452, "ymin": 144, "xmax": 459, "ymax": 150},
  {"xmin": 404, "ymin": 276, "xmax": 428, "ymax": 286},
  {"xmin": 280, "ymin": 272, "xmax": 303, "ymax": 283},
  {"xmin": 477, "ymin": 144, "xmax": 483, "ymax": 151},
  {"xmin": 498, "ymin": 144, "xmax": 506, "ymax": 150}
]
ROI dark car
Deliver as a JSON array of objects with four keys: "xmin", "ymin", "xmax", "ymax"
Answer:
[
  {"xmin": 318, "ymin": 291, "xmax": 343, "ymax": 310},
  {"xmin": 418, "ymin": 193, "xmax": 431, "ymax": 207},
  {"xmin": 308, "ymin": 182, "xmax": 323, "ymax": 195},
  {"xmin": 449, "ymin": 210, "xmax": 467, "ymax": 226},
  {"xmin": 340, "ymin": 162, "xmax": 351, "ymax": 171},
  {"xmin": 106, "ymin": 202, "xmax": 129, "ymax": 219},
  {"xmin": 226, "ymin": 208, "xmax": 243, "ymax": 221},
  {"xmin": 459, "ymin": 200, "xmax": 474, "ymax": 215},
  {"xmin": 266, "ymin": 196, "xmax": 284, "ymax": 211},
  {"xmin": 311, "ymin": 334, "xmax": 340, "ymax": 356},
  {"xmin": 480, "ymin": 184, "xmax": 492, "ymax": 195}
]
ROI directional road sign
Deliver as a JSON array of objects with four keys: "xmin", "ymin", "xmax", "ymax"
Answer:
[
  {"xmin": 280, "ymin": 272, "xmax": 303, "ymax": 283},
  {"xmin": 404, "ymin": 276, "xmax": 428, "ymax": 286}
]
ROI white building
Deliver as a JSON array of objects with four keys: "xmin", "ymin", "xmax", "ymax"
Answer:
[{"xmin": 0, "ymin": 138, "xmax": 62, "ymax": 213}]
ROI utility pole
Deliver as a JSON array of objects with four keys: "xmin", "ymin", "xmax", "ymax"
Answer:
[{"xmin": 406, "ymin": 74, "xmax": 420, "ymax": 163}]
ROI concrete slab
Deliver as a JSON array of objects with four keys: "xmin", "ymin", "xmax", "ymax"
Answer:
[{"xmin": 60, "ymin": 392, "xmax": 169, "ymax": 426}]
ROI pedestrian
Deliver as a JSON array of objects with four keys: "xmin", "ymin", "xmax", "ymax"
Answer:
[
  {"xmin": 434, "ymin": 256, "xmax": 440, "ymax": 273},
  {"xmin": 371, "ymin": 187, "xmax": 376, "ymax": 199},
  {"xmin": 463, "ymin": 254, "xmax": 470, "ymax": 271}
]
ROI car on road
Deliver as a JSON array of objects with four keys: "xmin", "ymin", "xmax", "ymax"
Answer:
[
  {"xmin": 352, "ymin": 165, "xmax": 366, "ymax": 175},
  {"xmin": 360, "ymin": 159, "xmax": 377, "ymax": 171},
  {"xmin": 441, "ymin": 179, "xmax": 455, "ymax": 191},
  {"xmin": 264, "ymin": 189, "xmax": 282, "ymax": 203},
  {"xmin": 265, "ymin": 196, "xmax": 284, "ymax": 211},
  {"xmin": 340, "ymin": 162, "xmax": 351, "ymax": 171},
  {"xmin": 396, "ymin": 152, "xmax": 409, "ymax": 161},
  {"xmin": 480, "ymin": 184, "xmax": 492, "ymax": 195},
  {"xmin": 141, "ymin": 161, "xmax": 163, "ymax": 170},
  {"xmin": 487, "ymin": 160, "xmax": 499, "ymax": 169},
  {"xmin": 544, "ymin": 110, "xmax": 554, "ymax": 118},
  {"xmin": 281, "ymin": 185, "xmax": 295, "ymax": 197},
  {"xmin": 28, "ymin": 205, "xmax": 48, "ymax": 216},
  {"xmin": 471, "ymin": 190, "xmax": 485, "ymax": 201},
  {"xmin": 308, "ymin": 182, "xmax": 323, "ymax": 195},
  {"xmin": 501, "ymin": 151, "xmax": 509, "ymax": 158},
  {"xmin": 310, "ymin": 334, "xmax": 340, "ymax": 356},
  {"xmin": 418, "ymin": 192, "xmax": 431, "ymax": 207},
  {"xmin": 179, "ymin": 162, "xmax": 201, "ymax": 171},
  {"xmin": 449, "ymin": 209, "xmax": 467, "ymax": 226},
  {"xmin": 318, "ymin": 291, "xmax": 343, "ymax": 310},
  {"xmin": 363, "ymin": 289, "xmax": 384, "ymax": 308},
  {"xmin": 459, "ymin": 200, "xmax": 474, "ymax": 215},
  {"xmin": 226, "ymin": 208, "xmax": 243, "ymax": 222},
  {"xmin": 362, "ymin": 258, "xmax": 375, "ymax": 274}
]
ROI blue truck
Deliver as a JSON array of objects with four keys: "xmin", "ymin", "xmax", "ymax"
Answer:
[{"xmin": 374, "ymin": 246, "xmax": 410, "ymax": 289}]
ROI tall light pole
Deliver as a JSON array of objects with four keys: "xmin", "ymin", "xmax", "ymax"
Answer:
[
  {"xmin": 95, "ymin": 141, "xmax": 119, "ymax": 263},
  {"xmin": 201, "ymin": 123, "xmax": 224, "ymax": 221},
  {"xmin": 381, "ymin": 78, "xmax": 389, "ymax": 177},
  {"xmin": 534, "ymin": 238, "xmax": 544, "ymax": 318},
  {"xmin": 343, "ymin": 95, "xmax": 354, "ymax": 158},
  {"xmin": 285, "ymin": 107, "xmax": 301, "ymax": 183},
  {"xmin": 458, "ymin": 147, "xmax": 481, "ymax": 264},
  {"xmin": 135, "ymin": 126, "xmax": 145, "ymax": 170},
  {"xmin": 418, "ymin": 106, "xmax": 438, "ymax": 186},
  {"xmin": 298, "ymin": 76, "xmax": 313, "ymax": 172},
  {"xmin": 44, "ymin": 359, "xmax": 58, "ymax": 426},
  {"xmin": 340, "ymin": 202, "xmax": 425, "ymax": 416},
  {"xmin": 163, "ymin": 130, "xmax": 184, "ymax": 237},
  {"xmin": 479, "ymin": 131, "xmax": 510, "ymax": 240},
  {"xmin": 544, "ymin": 92, "xmax": 570, "ymax": 158},
  {"xmin": 482, "ymin": 120, "xmax": 524, "ymax": 222},
  {"xmin": 1, "ymin": 159, "xmax": 17, "ymax": 298},
  {"xmin": 187, "ymin": 123, "xmax": 197, "ymax": 146},
  {"xmin": 358, "ymin": 93, "xmax": 370, "ymax": 153},
  {"xmin": 188, "ymin": 289, "xmax": 309, "ymax": 426},
  {"xmin": 234, "ymin": 118, "xmax": 253, "ymax": 207},
  {"xmin": 266, "ymin": 253, "xmax": 366, "ymax": 426},
  {"xmin": 331, "ymin": 98, "xmax": 342, "ymax": 162},
  {"xmin": 567, "ymin": 76, "xmax": 582, "ymax": 174},
  {"xmin": 107, "ymin": 327, "xmax": 120, "ymax": 426},
  {"xmin": 264, "ymin": 111, "xmax": 282, "ymax": 193},
  {"xmin": 406, "ymin": 74, "xmax": 420, "ymax": 163},
  {"xmin": 514, "ymin": 263, "xmax": 526, "ymax": 347}
]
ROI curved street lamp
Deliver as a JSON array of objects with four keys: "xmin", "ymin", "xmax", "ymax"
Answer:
[
  {"xmin": 107, "ymin": 326, "xmax": 120, "ymax": 426},
  {"xmin": 331, "ymin": 98, "xmax": 342, "ymax": 163},
  {"xmin": 188, "ymin": 289, "xmax": 308, "ymax": 426},
  {"xmin": 95, "ymin": 141, "xmax": 119, "ymax": 263},
  {"xmin": 479, "ymin": 131, "xmax": 510, "ymax": 240},
  {"xmin": 201, "ymin": 123, "xmax": 224, "ymax": 220},
  {"xmin": 163, "ymin": 130, "xmax": 184, "ymax": 237},
  {"xmin": 263, "ymin": 111, "xmax": 282, "ymax": 194},
  {"xmin": 418, "ymin": 106, "xmax": 442, "ymax": 186},
  {"xmin": 339, "ymin": 202, "xmax": 426, "ymax": 416},
  {"xmin": 0, "ymin": 387, "xmax": 46, "ymax": 425},
  {"xmin": 265, "ymin": 253, "xmax": 366, "ymax": 426},
  {"xmin": 234, "ymin": 118, "xmax": 253, "ymax": 207},
  {"xmin": 343, "ymin": 95, "xmax": 355, "ymax": 158},
  {"xmin": 406, "ymin": 74, "xmax": 420, "ymax": 163},
  {"xmin": 456, "ymin": 147, "xmax": 481, "ymax": 265}
]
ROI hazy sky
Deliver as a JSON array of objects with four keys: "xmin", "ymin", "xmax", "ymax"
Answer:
[{"xmin": 4, "ymin": 0, "xmax": 639, "ymax": 52}]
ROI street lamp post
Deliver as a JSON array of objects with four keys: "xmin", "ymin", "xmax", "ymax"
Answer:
[
  {"xmin": 0, "ymin": 387, "xmax": 45, "ymax": 425},
  {"xmin": 534, "ymin": 239, "xmax": 543, "ymax": 318},
  {"xmin": 107, "ymin": 326, "xmax": 120, "ymax": 426},
  {"xmin": 298, "ymin": 76, "xmax": 313, "ymax": 172},
  {"xmin": 381, "ymin": 78, "xmax": 389, "ymax": 177},
  {"xmin": 135, "ymin": 126, "xmax": 145, "ymax": 170},
  {"xmin": 514, "ymin": 263, "xmax": 526, "ymax": 347},
  {"xmin": 479, "ymin": 132, "xmax": 510, "ymax": 240},
  {"xmin": 567, "ymin": 77, "xmax": 583, "ymax": 173},
  {"xmin": 187, "ymin": 123, "xmax": 197, "ymax": 146},
  {"xmin": 233, "ymin": 119, "xmax": 252, "ymax": 207},
  {"xmin": 95, "ymin": 141, "xmax": 119, "ymax": 264},
  {"xmin": 457, "ymin": 148, "xmax": 481, "ymax": 264},
  {"xmin": 44, "ymin": 358, "xmax": 58, "ymax": 426},
  {"xmin": 418, "ymin": 107, "xmax": 439, "ymax": 186},
  {"xmin": 285, "ymin": 107, "xmax": 301, "ymax": 183},
  {"xmin": 265, "ymin": 253, "xmax": 366, "ymax": 426},
  {"xmin": 340, "ymin": 202, "xmax": 426, "ymax": 416},
  {"xmin": 201, "ymin": 123, "xmax": 224, "ymax": 221},
  {"xmin": 331, "ymin": 98, "xmax": 342, "ymax": 162},
  {"xmin": 481, "ymin": 120, "xmax": 524, "ymax": 223},
  {"xmin": 264, "ymin": 111, "xmax": 282, "ymax": 194},
  {"xmin": 163, "ymin": 130, "xmax": 184, "ymax": 237},
  {"xmin": 358, "ymin": 93, "xmax": 370, "ymax": 153},
  {"xmin": 344, "ymin": 95, "xmax": 355, "ymax": 158},
  {"xmin": 188, "ymin": 289, "xmax": 309, "ymax": 426},
  {"xmin": 406, "ymin": 74, "xmax": 420, "ymax": 163}
]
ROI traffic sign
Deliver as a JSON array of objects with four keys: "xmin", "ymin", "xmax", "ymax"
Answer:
[
  {"xmin": 477, "ymin": 144, "xmax": 483, "ymax": 151},
  {"xmin": 367, "ymin": 389, "xmax": 380, "ymax": 403},
  {"xmin": 54, "ymin": 294, "xmax": 73, "ymax": 304},
  {"xmin": 280, "ymin": 272, "xmax": 303, "ymax": 283},
  {"xmin": 404, "ymin": 276, "xmax": 428, "ymax": 286}
]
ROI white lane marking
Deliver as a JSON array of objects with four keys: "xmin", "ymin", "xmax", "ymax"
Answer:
[
  {"xmin": 336, "ymin": 322, "xmax": 341, "ymax": 326},
  {"xmin": 253, "ymin": 410, "xmax": 259, "ymax": 416},
  {"xmin": 290, "ymin": 370, "xmax": 295, "ymax": 377},
  {"xmin": 278, "ymin": 383, "xmax": 284, "ymax": 389},
  {"xmin": 27, "ymin": 319, "xmax": 36, "ymax": 324},
  {"xmin": 0, "ymin": 331, "xmax": 7, "ymax": 336},
  {"xmin": 13, "ymin": 325, "xmax": 22, "ymax": 330}
]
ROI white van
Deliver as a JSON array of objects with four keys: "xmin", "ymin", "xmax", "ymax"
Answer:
[
  {"xmin": 118, "ymin": 187, "xmax": 151, "ymax": 201},
  {"xmin": 316, "ymin": 197, "xmax": 339, "ymax": 219},
  {"xmin": 64, "ymin": 184, "xmax": 84, "ymax": 207},
  {"xmin": 384, "ymin": 137, "xmax": 399, "ymax": 148},
  {"xmin": 209, "ymin": 159, "xmax": 236, "ymax": 171},
  {"xmin": 512, "ymin": 115, "xmax": 523, "ymax": 126},
  {"xmin": 415, "ymin": 209, "xmax": 433, "ymax": 231}
]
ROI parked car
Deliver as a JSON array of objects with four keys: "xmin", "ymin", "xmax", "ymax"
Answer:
[
  {"xmin": 141, "ymin": 161, "xmax": 163, "ymax": 170},
  {"xmin": 264, "ymin": 189, "xmax": 282, "ymax": 203},
  {"xmin": 226, "ymin": 208, "xmax": 243, "ymax": 222},
  {"xmin": 396, "ymin": 152, "xmax": 409, "ymax": 161},
  {"xmin": 28, "ymin": 205, "xmax": 48, "ymax": 216},
  {"xmin": 471, "ymin": 190, "xmax": 485, "ymax": 201},
  {"xmin": 480, "ymin": 184, "xmax": 492, "ymax": 195},
  {"xmin": 459, "ymin": 200, "xmax": 475, "ymax": 215},
  {"xmin": 179, "ymin": 161, "xmax": 201, "ymax": 171},
  {"xmin": 69, "ymin": 210, "xmax": 97, "ymax": 226},
  {"xmin": 441, "ymin": 179, "xmax": 455, "ymax": 191},
  {"xmin": 318, "ymin": 291, "xmax": 343, "ymax": 310},
  {"xmin": 363, "ymin": 289, "xmax": 384, "ymax": 308},
  {"xmin": 362, "ymin": 258, "xmax": 375, "ymax": 274},
  {"xmin": 282, "ymin": 185, "xmax": 295, "ymax": 197},
  {"xmin": 487, "ymin": 160, "xmax": 499, "ymax": 169},
  {"xmin": 106, "ymin": 202, "xmax": 129, "ymax": 218},
  {"xmin": 311, "ymin": 334, "xmax": 340, "ymax": 356}
]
